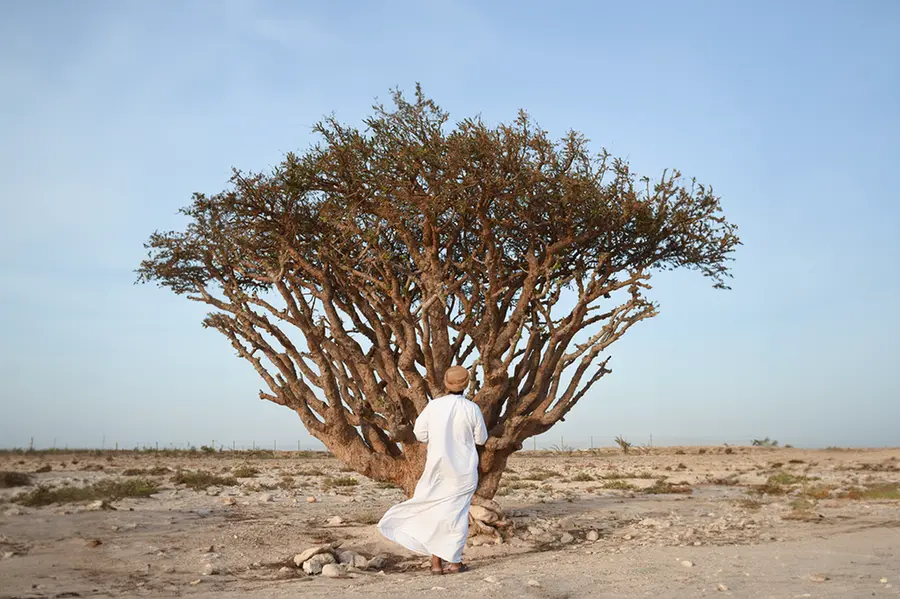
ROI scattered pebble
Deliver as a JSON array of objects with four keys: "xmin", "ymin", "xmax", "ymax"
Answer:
[
  {"xmin": 277, "ymin": 566, "xmax": 295, "ymax": 579},
  {"xmin": 527, "ymin": 580, "xmax": 541, "ymax": 587},
  {"xmin": 717, "ymin": 583, "xmax": 729, "ymax": 591},
  {"xmin": 306, "ymin": 496, "xmax": 317, "ymax": 503},
  {"xmin": 222, "ymin": 497, "xmax": 236, "ymax": 506},
  {"xmin": 560, "ymin": 532, "xmax": 575, "ymax": 544},
  {"xmin": 326, "ymin": 516, "xmax": 344, "ymax": 526},
  {"xmin": 586, "ymin": 530, "xmax": 600, "ymax": 542},
  {"xmin": 623, "ymin": 534, "xmax": 633, "ymax": 540},
  {"xmin": 188, "ymin": 579, "xmax": 201, "ymax": 585},
  {"xmin": 2, "ymin": 551, "xmax": 15, "ymax": 559},
  {"xmin": 810, "ymin": 574, "xmax": 829, "ymax": 582},
  {"xmin": 367, "ymin": 555, "xmax": 388, "ymax": 570},
  {"xmin": 85, "ymin": 539, "xmax": 102, "ymax": 548},
  {"xmin": 201, "ymin": 563, "xmax": 218, "ymax": 576},
  {"xmin": 681, "ymin": 560, "xmax": 694, "ymax": 568},
  {"xmin": 881, "ymin": 578, "xmax": 889, "ymax": 584},
  {"xmin": 259, "ymin": 493, "xmax": 273, "ymax": 503},
  {"xmin": 483, "ymin": 576, "xmax": 499, "ymax": 583}
]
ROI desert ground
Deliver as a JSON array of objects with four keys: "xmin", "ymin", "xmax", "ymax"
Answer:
[{"xmin": 1, "ymin": 446, "xmax": 898, "ymax": 599}]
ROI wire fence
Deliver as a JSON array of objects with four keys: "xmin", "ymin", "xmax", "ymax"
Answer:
[{"xmin": 5, "ymin": 432, "xmax": 806, "ymax": 452}]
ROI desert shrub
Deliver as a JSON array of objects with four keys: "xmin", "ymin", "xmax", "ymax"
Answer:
[
  {"xmin": 323, "ymin": 476, "xmax": 358, "ymax": 489},
  {"xmin": 232, "ymin": 465, "xmax": 260, "ymax": 478},
  {"xmin": 522, "ymin": 468, "xmax": 558, "ymax": 481},
  {"xmin": 171, "ymin": 470, "xmax": 237, "ymax": 490},
  {"xmin": 643, "ymin": 479, "xmax": 692, "ymax": 494},
  {"xmin": 751, "ymin": 437, "xmax": 779, "ymax": 447},
  {"xmin": 123, "ymin": 466, "xmax": 169, "ymax": 476},
  {"xmin": 570, "ymin": 472, "xmax": 594, "ymax": 482},
  {"xmin": 0, "ymin": 472, "xmax": 32, "ymax": 488},
  {"xmin": 614, "ymin": 436, "xmax": 632, "ymax": 454},
  {"xmin": 16, "ymin": 478, "xmax": 158, "ymax": 506},
  {"xmin": 34, "ymin": 465, "xmax": 52, "ymax": 473},
  {"xmin": 602, "ymin": 480, "xmax": 635, "ymax": 491}
]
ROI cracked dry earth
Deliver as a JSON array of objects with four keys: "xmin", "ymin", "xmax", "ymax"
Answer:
[{"xmin": 1, "ymin": 447, "xmax": 898, "ymax": 599}]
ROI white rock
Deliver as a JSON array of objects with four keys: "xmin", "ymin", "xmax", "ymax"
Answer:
[
  {"xmin": 560, "ymin": 533, "xmax": 575, "ymax": 544},
  {"xmin": 201, "ymin": 563, "xmax": 218, "ymax": 576},
  {"xmin": 484, "ymin": 576, "xmax": 499, "ymax": 583},
  {"xmin": 326, "ymin": 516, "xmax": 344, "ymax": 526},
  {"xmin": 321, "ymin": 563, "xmax": 344, "ymax": 578},
  {"xmin": 259, "ymin": 493, "xmax": 273, "ymax": 503},
  {"xmin": 306, "ymin": 496, "xmax": 317, "ymax": 503},
  {"xmin": 277, "ymin": 566, "xmax": 295, "ymax": 579},
  {"xmin": 294, "ymin": 544, "xmax": 336, "ymax": 566},
  {"xmin": 88, "ymin": 500, "xmax": 115, "ymax": 511},
  {"xmin": 2, "ymin": 551, "xmax": 15, "ymax": 559},
  {"xmin": 586, "ymin": 530, "xmax": 600, "ymax": 542},
  {"xmin": 303, "ymin": 552, "xmax": 336, "ymax": 575},
  {"xmin": 469, "ymin": 504, "xmax": 500, "ymax": 524},
  {"xmin": 623, "ymin": 534, "xmax": 633, "ymax": 540},
  {"xmin": 717, "ymin": 583, "xmax": 728, "ymax": 591},
  {"xmin": 681, "ymin": 560, "xmax": 694, "ymax": 568},
  {"xmin": 222, "ymin": 497, "xmax": 236, "ymax": 506},
  {"xmin": 880, "ymin": 578, "xmax": 889, "ymax": 584},
  {"xmin": 527, "ymin": 580, "xmax": 541, "ymax": 587}
]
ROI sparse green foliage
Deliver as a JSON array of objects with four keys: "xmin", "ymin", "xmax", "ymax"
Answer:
[{"xmin": 122, "ymin": 466, "xmax": 169, "ymax": 476}]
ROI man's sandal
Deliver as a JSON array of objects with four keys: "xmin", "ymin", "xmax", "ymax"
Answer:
[{"xmin": 443, "ymin": 563, "xmax": 469, "ymax": 574}]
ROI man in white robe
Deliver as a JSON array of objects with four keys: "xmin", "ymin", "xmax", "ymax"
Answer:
[{"xmin": 377, "ymin": 366, "xmax": 488, "ymax": 574}]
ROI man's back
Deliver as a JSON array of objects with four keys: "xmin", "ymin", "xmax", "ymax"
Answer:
[{"xmin": 414, "ymin": 394, "xmax": 488, "ymax": 479}]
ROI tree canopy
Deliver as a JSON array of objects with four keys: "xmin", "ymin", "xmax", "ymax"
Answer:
[{"xmin": 138, "ymin": 87, "xmax": 739, "ymax": 498}]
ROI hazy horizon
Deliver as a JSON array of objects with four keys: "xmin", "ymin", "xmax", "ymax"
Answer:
[{"xmin": 2, "ymin": 0, "xmax": 898, "ymax": 452}]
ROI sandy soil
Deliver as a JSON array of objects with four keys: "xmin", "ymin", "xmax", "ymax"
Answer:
[{"xmin": 1, "ymin": 447, "xmax": 898, "ymax": 598}]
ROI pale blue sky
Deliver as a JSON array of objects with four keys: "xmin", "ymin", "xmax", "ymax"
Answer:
[{"xmin": 1, "ymin": 0, "xmax": 898, "ymax": 450}]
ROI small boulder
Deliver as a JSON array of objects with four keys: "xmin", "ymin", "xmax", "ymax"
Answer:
[
  {"xmin": 306, "ymin": 496, "xmax": 317, "ymax": 503},
  {"xmin": 469, "ymin": 504, "xmax": 500, "ymax": 524},
  {"xmin": 681, "ymin": 560, "xmax": 694, "ymax": 568},
  {"xmin": 560, "ymin": 532, "xmax": 575, "ymax": 544},
  {"xmin": 366, "ymin": 554, "xmax": 388, "ymax": 570},
  {"xmin": 586, "ymin": 530, "xmax": 600, "ymax": 542},
  {"xmin": 326, "ymin": 516, "xmax": 344, "ymax": 526},
  {"xmin": 88, "ymin": 500, "xmax": 115, "ymax": 511},
  {"xmin": 293, "ymin": 544, "xmax": 337, "ymax": 566},
  {"xmin": 259, "ymin": 493, "xmax": 273, "ymax": 503},
  {"xmin": 222, "ymin": 497, "xmax": 236, "ymax": 506},
  {"xmin": 277, "ymin": 566, "xmax": 295, "ymax": 579},
  {"xmin": 303, "ymin": 552, "xmax": 336, "ymax": 575},
  {"xmin": 321, "ymin": 563, "xmax": 344, "ymax": 578},
  {"xmin": 201, "ymin": 563, "xmax": 218, "ymax": 576}
]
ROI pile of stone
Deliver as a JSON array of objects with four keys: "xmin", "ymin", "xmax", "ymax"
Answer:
[{"xmin": 289, "ymin": 543, "xmax": 388, "ymax": 578}]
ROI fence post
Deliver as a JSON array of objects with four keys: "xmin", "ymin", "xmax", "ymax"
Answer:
[
  {"xmin": 155, "ymin": 441, "xmax": 159, "ymax": 452},
  {"xmin": 274, "ymin": 440, "xmax": 277, "ymax": 451}
]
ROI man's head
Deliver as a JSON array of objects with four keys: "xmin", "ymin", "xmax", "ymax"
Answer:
[{"xmin": 443, "ymin": 366, "xmax": 469, "ymax": 394}]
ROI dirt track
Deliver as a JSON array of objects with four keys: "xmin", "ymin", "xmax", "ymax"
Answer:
[{"xmin": 1, "ymin": 447, "xmax": 898, "ymax": 598}]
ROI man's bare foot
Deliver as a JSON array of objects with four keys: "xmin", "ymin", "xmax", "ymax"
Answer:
[{"xmin": 430, "ymin": 555, "xmax": 444, "ymax": 575}]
